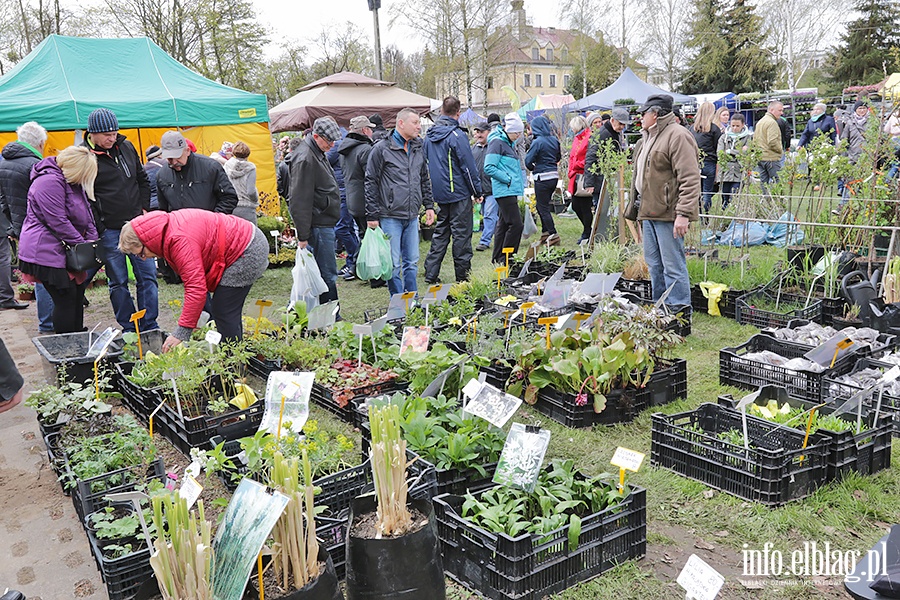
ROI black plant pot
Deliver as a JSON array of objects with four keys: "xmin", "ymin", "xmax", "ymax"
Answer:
[
  {"xmin": 345, "ymin": 496, "xmax": 445, "ymax": 600},
  {"xmin": 247, "ymin": 546, "xmax": 344, "ymax": 600},
  {"xmin": 420, "ymin": 226, "xmax": 435, "ymax": 242},
  {"xmin": 787, "ymin": 244, "xmax": 825, "ymax": 272},
  {"xmin": 832, "ymin": 315, "xmax": 864, "ymax": 329}
]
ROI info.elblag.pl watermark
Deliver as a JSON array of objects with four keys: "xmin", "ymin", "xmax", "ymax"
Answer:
[{"xmin": 741, "ymin": 541, "xmax": 888, "ymax": 586}]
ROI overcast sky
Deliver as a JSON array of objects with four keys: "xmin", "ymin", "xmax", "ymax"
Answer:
[{"xmin": 252, "ymin": 0, "xmax": 561, "ymax": 59}]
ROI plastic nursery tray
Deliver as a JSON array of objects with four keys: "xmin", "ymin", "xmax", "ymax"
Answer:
[
  {"xmin": 72, "ymin": 458, "xmax": 166, "ymax": 524},
  {"xmin": 822, "ymin": 357, "xmax": 900, "ymax": 437},
  {"xmin": 33, "ymin": 331, "xmax": 125, "ymax": 386},
  {"xmin": 310, "ymin": 378, "xmax": 407, "ymax": 427},
  {"xmin": 717, "ymin": 387, "xmax": 893, "ymax": 482},
  {"xmin": 735, "ymin": 288, "xmax": 823, "ymax": 329},
  {"xmin": 114, "ymin": 362, "xmax": 166, "ymax": 423},
  {"xmin": 760, "ymin": 318, "xmax": 898, "ymax": 360},
  {"xmin": 719, "ymin": 334, "xmax": 856, "ymax": 403},
  {"xmin": 614, "ymin": 277, "xmax": 653, "ymax": 302},
  {"xmin": 433, "ymin": 484, "xmax": 646, "ymax": 600},
  {"xmin": 84, "ymin": 506, "xmax": 154, "ymax": 600},
  {"xmin": 650, "ymin": 403, "xmax": 829, "ymax": 506},
  {"xmin": 691, "ymin": 284, "xmax": 759, "ymax": 319}
]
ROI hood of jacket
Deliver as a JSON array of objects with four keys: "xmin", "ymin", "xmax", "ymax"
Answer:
[
  {"xmin": 426, "ymin": 115, "xmax": 462, "ymax": 143},
  {"xmin": 2, "ymin": 141, "xmax": 41, "ymax": 161},
  {"xmin": 726, "ymin": 126, "xmax": 751, "ymax": 140},
  {"xmin": 530, "ymin": 116, "xmax": 553, "ymax": 138},
  {"xmin": 30, "ymin": 156, "xmax": 64, "ymax": 182},
  {"xmin": 338, "ymin": 133, "xmax": 373, "ymax": 156},
  {"xmin": 487, "ymin": 126, "xmax": 512, "ymax": 147},
  {"xmin": 224, "ymin": 157, "xmax": 255, "ymax": 178}
]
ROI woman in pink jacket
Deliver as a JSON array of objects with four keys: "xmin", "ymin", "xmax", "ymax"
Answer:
[{"xmin": 118, "ymin": 209, "xmax": 268, "ymax": 352}]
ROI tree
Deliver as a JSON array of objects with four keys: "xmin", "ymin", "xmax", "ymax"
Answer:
[
  {"xmin": 680, "ymin": 0, "xmax": 730, "ymax": 93},
  {"xmin": 0, "ymin": 0, "xmax": 75, "ymax": 74},
  {"xmin": 564, "ymin": 34, "xmax": 620, "ymax": 97},
  {"xmin": 382, "ymin": 45, "xmax": 427, "ymax": 93},
  {"xmin": 643, "ymin": 0, "xmax": 690, "ymax": 90},
  {"xmin": 250, "ymin": 43, "xmax": 310, "ymax": 106},
  {"xmin": 828, "ymin": 0, "xmax": 900, "ymax": 88},
  {"xmin": 308, "ymin": 22, "xmax": 374, "ymax": 81},
  {"xmin": 558, "ymin": 0, "xmax": 601, "ymax": 98},
  {"xmin": 722, "ymin": 0, "xmax": 778, "ymax": 92}
]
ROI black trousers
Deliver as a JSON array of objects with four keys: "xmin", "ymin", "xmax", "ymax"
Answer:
[
  {"xmin": 572, "ymin": 195, "xmax": 594, "ymax": 240},
  {"xmin": 533, "ymin": 178, "xmax": 557, "ymax": 235},
  {"xmin": 211, "ymin": 284, "xmax": 253, "ymax": 342},
  {"xmin": 492, "ymin": 196, "xmax": 524, "ymax": 264},
  {"xmin": 43, "ymin": 280, "xmax": 88, "ymax": 334},
  {"xmin": 424, "ymin": 198, "xmax": 474, "ymax": 282},
  {"xmin": 0, "ymin": 337, "xmax": 24, "ymax": 403}
]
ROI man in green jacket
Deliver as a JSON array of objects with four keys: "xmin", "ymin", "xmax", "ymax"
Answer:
[{"xmin": 753, "ymin": 101, "xmax": 784, "ymax": 183}]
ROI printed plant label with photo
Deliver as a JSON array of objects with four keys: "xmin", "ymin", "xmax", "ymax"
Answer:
[
  {"xmin": 261, "ymin": 371, "xmax": 315, "ymax": 435},
  {"xmin": 400, "ymin": 326, "xmax": 431, "ymax": 355},
  {"xmin": 493, "ymin": 423, "xmax": 551, "ymax": 492},
  {"xmin": 463, "ymin": 379, "xmax": 522, "ymax": 428}
]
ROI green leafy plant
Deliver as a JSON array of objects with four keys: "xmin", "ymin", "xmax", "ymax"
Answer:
[
  {"xmin": 25, "ymin": 377, "xmax": 115, "ymax": 426},
  {"xmin": 149, "ymin": 494, "xmax": 213, "ymax": 600},
  {"xmin": 368, "ymin": 403, "xmax": 413, "ymax": 536},
  {"xmin": 60, "ymin": 414, "xmax": 157, "ymax": 489}
]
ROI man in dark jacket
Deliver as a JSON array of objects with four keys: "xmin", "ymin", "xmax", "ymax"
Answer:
[
  {"xmin": 326, "ymin": 126, "xmax": 359, "ymax": 279},
  {"xmin": 157, "ymin": 130, "xmax": 239, "ymax": 214},
  {"xmin": 143, "ymin": 145, "xmax": 166, "ymax": 210},
  {"xmin": 369, "ymin": 114, "xmax": 389, "ymax": 142},
  {"xmin": 339, "ymin": 116, "xmax": 376, "ymax": 279},
  {"xmin": 798, "ymin": 103, "xmax": 837, "ymax": 148},
  {"xmin": 82, "ymin": 108, "xmax": 158, "ymax": 332},
  {"xmin": 471, "ymin": 122, "xmax": 495, "ymax": 251},
  {"xmin": 0, "ymin": 121, "xmax": 47, "ymax": 311},
  {"xmin": 290, "ymin": 117, "xmax": 342, "ymax": 305},
  {"xmin": 365, "ymin": 108, "xmax": 435, "ymax": 295},
  {"xmin": 583, "ymin": 107, "xmax": 629, "ymax": 242},
  {"xmin": 524, "ymin": 115, "xmax": 562, "ymax": 244},
  {"xmin": 423, "ymin": 96, "xmax": 482, "ymax": 284}
]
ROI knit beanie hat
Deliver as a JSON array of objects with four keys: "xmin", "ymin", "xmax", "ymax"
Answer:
[{"xmin": 87, "ymin": 108, "xmax": 119, "ymax": 133}]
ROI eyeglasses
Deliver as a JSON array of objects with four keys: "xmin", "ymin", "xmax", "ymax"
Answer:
[{"xmin": 138, "ymin": 245, "xmax": 148, "ymax": 259}]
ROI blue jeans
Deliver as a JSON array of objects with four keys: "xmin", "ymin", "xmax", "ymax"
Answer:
[
  {"xmin": 700, "ymin": 162, "xmax": 716, "ymax": 212},
  {"xmin": 335, "ymin": 201, "xmax": 359, "ymax": 271},
  {"xmin": 380, "ymin": 217, "xmax": 419, "ymax": 296},
  {"xmin": 308, "ymin": 227, "xmax": 338, "ymax": 304},
  {"xmin": 36, "ymin": 283, "xmax": 54, "ymax": 332},
  {"xmin": 100, "ymin": 228, "xmax": 159, "ymax": 332},
  {"xmin": 642, "ymin": 220, "xmax": 690, "ymax": 308},
  {"xmin": 479, "ymin": 195, "xmax": 498, "ymax": 246}
]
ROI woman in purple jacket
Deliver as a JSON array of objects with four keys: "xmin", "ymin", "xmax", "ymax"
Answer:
[{"xmin": 18, "ymin": 146, "xmax": 99, "ymax": 333}]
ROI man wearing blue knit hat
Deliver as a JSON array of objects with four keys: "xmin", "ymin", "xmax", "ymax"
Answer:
[{"xmin": 81, "ymin": 107, "xmax": 159, "ymax": 333}]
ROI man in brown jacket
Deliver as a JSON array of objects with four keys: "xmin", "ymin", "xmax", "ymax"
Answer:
[
  {"xmin": 629, "ymin": 94, "xmax": 700, "ymax": 312},
  {"xmin": 753, "ymin": 101, "xmax": 784, "ymax": 183}
]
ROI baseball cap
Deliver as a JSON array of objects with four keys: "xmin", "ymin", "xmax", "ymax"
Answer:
[
  {"xmin": 312, "ymin": 116, "xmax": 341, "ymax": 142},
  {"xmin": 472, "ymin": 121, "xmax": 490, "ymax": 131},
  {"xmin": 611, "ymin": 107, "xmax": 632, "ymax": 124},
  {"xmin": 638, "ymin": 94, "xmax": 674, "ymax": 114},
  {"xmin": 160, "ymin": 131, "xmax": 188, "ymax": 159},
  {"xmin": 350, "ymin": 115, "xmax": 377, "ymax": 129}
]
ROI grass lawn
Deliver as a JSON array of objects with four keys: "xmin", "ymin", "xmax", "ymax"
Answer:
[{"xmin": 85, "ymin": 210, "xmax": 898, "ymax": 600}]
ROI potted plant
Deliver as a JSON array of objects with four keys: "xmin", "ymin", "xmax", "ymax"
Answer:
[
  {"xmin": 149, "ymin": 494, "xmax": 214, "ymax": 599},
  {"xmin": 16, "ymin": 281, "xmax": 34, "ymax": 301},
  {"xmin": 344, "ymin": 404, "xmax": 445, "ymax": 600},
  {"xmin": 832, "ymin": 303, "xmax": 863, "ymax": 329},
  {"xmin": 419, "ymin": 209, "xmax": 435, "ymax": 242},
  {"xmin": 248, "ymin": 450, "xmax": 343, "ymax": 600}
]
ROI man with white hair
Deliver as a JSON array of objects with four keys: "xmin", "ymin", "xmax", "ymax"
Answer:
[
  {"xmin": 0, "ymin": 121, "xmax": 48, "ymax": 311},
  {"xmin": 797, "ymin": 103, "xmax": 836, "ymax": 149}
]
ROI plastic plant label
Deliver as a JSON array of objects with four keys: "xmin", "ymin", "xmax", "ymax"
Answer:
[
  {"xmin": 179, "ymin": 475, "xmax": 203, "ymax": 509},
  {"xmin": 517, "ymin": 258, "xmax": 533, "ymax": 278},
  {"xmin": 255, "ymin": 299, "xmax": 273, "ymax": 308},
  {"xmin": 129, "ymin": 309, "xmax": 147, "ymax": 322},
  {"xmin": 428, "ymin": 284, "xmax": 450, "ymax": 301},
  {"xmin": 548, "ymin": 263, "xmax": 567, "ymax": 283},
  {"xmin": 541, "ymin": 281, "xmax": 572, "ymax": 309},
  {"xmin": 461, "ymin": 378, "xmax": 484, "ymax": 399},
  {"xmin": 611, "ymin": 447, "xmax": 645, "ymax": 472},
  {"xmin": 260, "ymin": 371, "xmax": 314, "ymax": 435},
  {"xmin": 677, "ymin": 554, "xmax": 725, "ymax": 600},
  {"xmin": 205, "ymin": 330, "xmax": 222, "ymax": 345},
  {"xmin": 352, "ymin": 324, "xmax": 373, "ymax": 336},
  {"xmin": 369, "ymin": 315, "xmax": 390, "ymax": 333},
  {"xmin": 162, "ymin": 368, "xmax": 185, "ymax": 381},
  {"xmin": 307, "ymin": 301, "xmax": 339, "ymax": 331},
  {"xmin": 882, "ymin": 366, "xmax": 900, "ymax": 383},
  {"xmin": 212, "ymin": 479, "xmax": 289, "ymax": 600},
  {"xmin": 580, "ymin": 272, "xmax": 622, "ymax": 297},
  {"xmin": 463, "ymin": 381, "xmax": 522, "ymax": 428},
  {"xmin": 400, "ymin": 326, "xmax": 431, "ymax": 355},
  {"xmin": 87, "ymin": 326, "xmax": 118, "ymax": 359},
  {"xmin": 492, "ymin": 423, "xmax": 551, "ymax": 492},
  {"xmin": 421, "ymin": 356, "xmax": 469, "ymax": 399},
  {"xmin": 269, "ymin": 230, "xmax": 279, "ymax": 237},
  {"xmin": 803, "ymin": 334, "xmax": 855, "ymax": 367}
]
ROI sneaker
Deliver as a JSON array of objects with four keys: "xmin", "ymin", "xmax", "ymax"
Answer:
[
  {"xmin": 475, "ymin": 244, "xmax": 489, "ymax": 251},
  {"xmin": 339, "ymin": 265, "xmax": 351, "ymax": 276},
  {"xmin": 546, "ymin": 233, "xmax": 561, "ymax": 246},
  {"xmin": 341, "ymin": 270, "xmax": 356, "ymax": 281},
  {"xmin": 424, "ymin": 277, "xmax": 442, "ymax": 285}
]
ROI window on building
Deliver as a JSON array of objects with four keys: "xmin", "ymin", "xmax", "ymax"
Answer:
[
  {"xmin": 564, "ymin": 74, "xmax": 570, "ymax": 89},
  {"xmin": 535, "ymin": 73, "xmax": 542, "ymax": 87},
  {"xmin": 487, "ymin": 76, "xmax": 494, "ymax": 89},
  {"xmin": 546, "ymin": 48, "xmax": 554, "ymax": 61},
  {"xmin": 549, "ymin": 74, "xmax": 556, "ymax": 88},
  {"xmin": 561, "ymin": 48, "xmax": 568, "ymax": 61},
  {"xmin": 532, "ymin": 47, "xmax": 539, "ymax": 60},
  {"xmin": 524, "ymin": 73, "xmax": 531, "ymax": 87}
]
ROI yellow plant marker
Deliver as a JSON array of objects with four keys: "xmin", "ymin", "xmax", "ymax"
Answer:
[
  {"xmin": 276, "ymin": 394, "xmax": 286, "ymax": 440},
  {"xmin": 130, "ymin": 309, "xmax": 147, "ymax": 360},
  {"xmin": 254, "ymin": 299, "xmax": 273, "ymax": 336},
  {"xmin": 93, "ymin": 359, "xmax": 100, "ymax": 400},
  {"xmin": 611, "ymin": 447, "xmax": 645, "ymax": 493},
  {"xmin": 502, "ymin": 247, "xmax": 514, "ymax": 269},
  {"xmin": 830, "ymin": 338, "xmax": 854, "ymax": 368},
  {"xmin": 428, "ymin": 284, "xmax": 442, "ymax": 298},
  {"xmin": 800, "ymin": 407, "xmax": 817, "ymax": 464},
  {"xmin": 257, "ymin": 552, "xmax": 264, "ymax": 600},
  {"xmin": 401, "ymin": 291, "xmax": 415, "ymax": 313},
  {"xmin": 502, "ymin": 309, "xmax": 514, "ymax": 329},
  {"xmin": 494, "ymin": 266, "xmax": 508, "ymax": 291},
  {"xmin": 521, "ymin": 301, "xmax": 535, "ymax": 323},
  {"xmin": 537, "ymin": 316, "xmax": 558, "ymax": 349},
  {"xmin": 572, "ymin": 312, "xmax": 590, "ymax": 329}
]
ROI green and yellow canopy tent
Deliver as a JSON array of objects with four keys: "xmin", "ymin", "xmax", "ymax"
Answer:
[{"xmin": 0, "ymin": 35, "xmax": 279, "ymax": 213}]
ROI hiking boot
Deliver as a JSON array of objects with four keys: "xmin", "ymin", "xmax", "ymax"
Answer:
[
  {"xmin": 539, "ymin": 232, "xmax": 550, "ymax": 244},
  {"xmin": 475, "ymin": 244, "xmax": 489, "ymax": 251},
  {"xmin": 546, "ymin": 233, "xmax": 561, "ymax": 246}
]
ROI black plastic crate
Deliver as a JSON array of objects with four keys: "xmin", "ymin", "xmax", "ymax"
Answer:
[
  {"xmin": 44, "ymin": 431, "xmax": 73, "ymax": 494},
  {"xmin": 735, "ymin": 289, "xmax": 823, "ymax": 329},
  {"xmin": 614, "ymin": 278, "xmax": 652, "ymax": 302},
  {"xmin": 73, "ymin": 458, "xmax": 166, "ymax": 524},
  {"xmin": 84, "ymin": 505, "xmax": 154, "ymax": 600},
  {"xmin": 433, "ymin": 462, "xmax": 499, "ymax": 496},
  {"xmin": 719, "ymin": 334, "xmax": 856, "ymax": 402},
  {"xmin": 822, "ymin": 357, "xmax": 900, "ymax": 437},
  {"xmin": 761, "ymin": 319, "xmax": 897, "ymax": 360},
  {"xmin": 647, "ymin": 358, "xmax": 688, "ymax": 407},
  {"xmin": 717, "ymin": 387, "xmax": 893, "ymax": 481},
  {"xmin": 434, "ymin": 485, "xmax": 646, "ymax": 600},
  {"xmin": 247, "ymin": 354, "xmax": 283, "ymax": 380},
  {"xmin": 33, "ymin": 331, "xmax": 125, "ymax": 387},
  {"xmin": 534, "ymin": 385, "xmax": 648, "ymax": 428},
  {"xmin": 114, "ymin": 362, "xmax": 166, "ymax": 423},
  {"xmin": 651, "ymin": 403, "xmax": 829, "ymax": 506},
  {"xmin": 310, "ymin": 379, "xmax": 407, "ymax": 426},
  {"xmin": 820, "ymin": 296, "xmax": 847, "ymax": 327}
]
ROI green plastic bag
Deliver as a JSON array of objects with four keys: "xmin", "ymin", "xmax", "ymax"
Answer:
[{"xmin": 356, "ymin": 226, "xmax": 393, "ymax": 281}]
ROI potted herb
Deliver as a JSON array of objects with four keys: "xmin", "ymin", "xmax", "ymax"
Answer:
[
  {"xmin": 149, "ymin": 494, "xmax": 214, "ymax": 599},
  {"xmin": 16, "ymin": 281, "xmax": 34, "ymax": 300},
  {"xmin": 344, "ymin": 404, "xmax": 445, "ymax": 600},
  {"xmin": 832, "ymin": 303, "xmax": 863, "ymax": 329}
]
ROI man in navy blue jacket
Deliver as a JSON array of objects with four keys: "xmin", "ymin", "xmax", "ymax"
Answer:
[{"xmin": 423, "ymin": 96, "xmax": 483, "ymax": 284}]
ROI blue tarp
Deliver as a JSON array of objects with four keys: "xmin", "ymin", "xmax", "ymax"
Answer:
[{"xmin": 703, "ymin": 213, "xmax": 804, "ymax": 247}]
